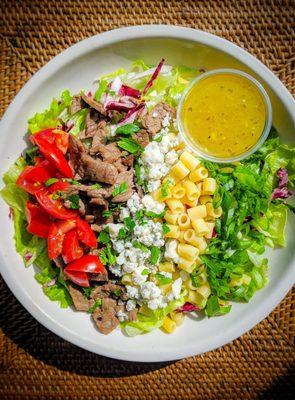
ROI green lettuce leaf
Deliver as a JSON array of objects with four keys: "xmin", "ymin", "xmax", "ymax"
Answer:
[
  {"xmin": 68, "ymin": 108, "xmax": 88, "ymax": 136},
  {"xmin": 123, "ymin": 296, "xmax": 185, "ymax": 336},
  {"xmin": 253, "ymin": 203, "xmax": 288, "ymax": 247},
  {"xmin": 28, "ymin": 90, "xmax": 72, "ymax": 133}
]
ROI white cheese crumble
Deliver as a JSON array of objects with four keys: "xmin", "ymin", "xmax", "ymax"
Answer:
[
  {"xmin": 141, "ymin": 195, "xmax": 165, "ymax": 214},
  {"xmin": 164, "ymin": 239, "xmax": 180, "ymax": 264},
  {"xmin": 116, "ymin": 310, "xmax": 128, "ymax": 322}
]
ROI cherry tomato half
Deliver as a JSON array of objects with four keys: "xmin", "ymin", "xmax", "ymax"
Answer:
[
  {"xmin": 47, "ymin": 219, "xmax": 76, "ymax": 260},
  {"xmin": 62, "ymin": 230, "xmax": 83, "ymax": 264},
  {"xmin": 16, "ymin": 161, "xmax": 57, "ymax": 195},
  {"xmin": 64, "ymin": 270, "xmax": 89, "ymax": 287},
  {"xmin": 64, "ymin": 254, "xmax": 107, "ymax": 274},
  {"xmin": 34, "ymin": 136, "xmax": 73, "ymax": 178},
  {"xmin": 76, "ymin": 218, "xmax": 97, "ymax": 248},
  {"xmin": 35, "ymin": 187, "xmax": 77, "ymax": 220},
  {"xmin": 31, "ymin": 128, "xmax": 69, "ymax": 154},
  {"xmin": 25, "ymin": 202, "xmax": 52, "ymax": 238}
]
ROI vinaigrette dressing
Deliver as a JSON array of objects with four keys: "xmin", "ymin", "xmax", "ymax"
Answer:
[{"xmin": 181, "ymin": 73, "xmax": 267, "ymax": 158}]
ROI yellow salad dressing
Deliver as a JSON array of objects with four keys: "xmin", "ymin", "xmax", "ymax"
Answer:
[{"xmin": 181, "ymin": 73, "xmax": 267, "ymax": 158}]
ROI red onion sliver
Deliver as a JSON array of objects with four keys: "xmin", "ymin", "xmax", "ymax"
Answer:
[
  {"xmin": 119, "ymin": 102, "xmax": 145, "ymax": 124},
  {"xmin": 119, "ymin": 84, "xmax": 141, "ymax": 99},
  {"xmin": 143, "ymin": 58, "xmax": 165, "ymax": 94},
  {"xmin": 177, "ymin": 302, "xmax": 200, "ymax": 313}
]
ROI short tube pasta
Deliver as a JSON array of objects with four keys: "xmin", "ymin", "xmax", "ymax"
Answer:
[
  {"xmin": 205, "ymin": 222, "xmax": 215, "ymax": 239},
  {"xmin": 202, "ymin": 178, "xmax": 217, "ymax": 195},
  {"xmin": 166, "ymin": 199, "xmax": 186, "ymax": 213},
  {"xmin": 189, "ymin": 166, "xmax": 208, "ymax": 183},
  {"xmin": 177, "ymin": 243, "xmax": 199, "ymax": 261},
  {"xmin": 170, "ymin": 161, "xmax": 190, "ymax": 182},
  {"xmin": 187, "ymin": 205, "xmax": 207, "ymax": 221},
  {"xmin": 183, "ymin": 180, "xmax": 200, "ymax": 202},
  {"xmin": 183, "ymin": 230, "xmax": 207, "ymax": 253},
  {"xmin": 206, "ymin": 203, "xmax": 222, "ymax": 219},
  {"xmin": 164, "ymin": 210, "xmax": 179, "ymax": 225},
  {"xmin": 199, "ymin": 195, "xmax": 213, "ymax": 205},
  {"xmin": 171, "ymin": 183, "xmax": 186, "ymax": 199},
  {"xmin": 164, "ymin": 224, "xmax": 180, "ymax": 239},
  {"xmin": 192, "ymin": 218, "xmax": 210, "ymax": 236},
  {"xmin": 179, "ymin": 151, "xmax": 201, "ymax": 171},
  {"xmin": 178, "ymin": 257, "xmax": 195, "ymax": 273},
  {"xmin": 177, "ymin": 213, "xmax": 191, "ymax": 230}
]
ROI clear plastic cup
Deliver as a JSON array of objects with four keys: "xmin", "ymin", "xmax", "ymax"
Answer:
[{"xmin": 177, "ymin": 68, "xmax": 272, "ymax": 163}]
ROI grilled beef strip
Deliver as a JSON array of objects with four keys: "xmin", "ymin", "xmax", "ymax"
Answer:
[
  {"xmin": 68, "ymin": 135, "xmax": 118, "ymax": 184},
  {"xmin": 141, "ymin": 101, "xmax": 175, "ymax": 136}
]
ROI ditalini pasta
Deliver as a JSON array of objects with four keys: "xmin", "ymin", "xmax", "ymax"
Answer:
[{"xmin": 159, "ymin": 150, "xmax": 222, "ymax": 332}]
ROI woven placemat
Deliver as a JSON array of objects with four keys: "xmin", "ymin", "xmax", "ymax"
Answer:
[{"xmin": 0, "ymin": 0, "xmax": 294, "ymax": 399}]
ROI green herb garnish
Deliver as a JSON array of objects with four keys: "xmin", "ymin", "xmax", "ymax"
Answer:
[
  {"xmin": 117, "ymin": 138, "xmax": 144, "ymax": 155},
  {"xmin": 45, "ymin": 178, "xmax": 59, "ymax": 187},
  {"xmin": 155, "ymin": 273, "xmax": 172, "ymax": 285},
  {"xmin": 102, "ymin": 210, "xmax": 112, "ymax": 218},
  {"xmin": 87, "ymin": 299, "xmax": 102, "ymax": 314},
  {"xmin": 162, "ymin": 224, "xmax": 170, "ymax": 235},
  {"xmin": 150, "ymin": 246, "xmax": 161, "ymax": 265},
  {"xmin": 67, "ymin": 194, "xmax": 80, "ymax": 209},
  {"xmin": 112, "ymin": 181, "xmax": 128, "ymax": 197},
  {"xmin": 141, "ymin": 268, "xmax": 149, "ymax": 276},
  {"xmin": 115, "ymin": 123, "xmax": 140, "ymax": 136},
  {"xmin": 133, "ymin": 240, "xmax": 149, "ymax": 253},
  {"xmin": 99, "ymin": 229, "xmax": 111, "ymax": 244}
]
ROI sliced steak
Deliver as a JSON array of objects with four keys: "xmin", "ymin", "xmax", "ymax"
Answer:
[
  {"xmin": 112, "ymin": 170, "xmax": 134, "ymax": 203},
  {"xmin": 68, "ymin": 135, "xmax": 118, "ymax": 184},
  {"xmin": 94, "ymin": 142, "xmax": 122, "ymax": 164},
  {"xmin": 68, "ymin": 285, "xmax": 94, "ymax": 312},
  {"xmin": 122, "ymin": 155, "xmax": 134, "ymax": 168},
  {"xmin": 141, "ymin": 101, "xmax": 175, "ymax": 136},
  {"xmin": 90, "ymin": 282, "xmax": 126, "ymax": 300},
  {"xmin": 133, "ymin": 129, "xmax": 150, "ymax": 148},
  {"xmin": 89, "ymin": 272, "xmax": 108, "ymax": 282},
  {"xmin": 128, "ymin": 309, "xmax": 138, "ymax": 321},
  {"xmin": 70, "ymin": 95, "xmax": 84, "ymax": 115},
  {"xmin": 78, "ymin": 110, "xmax": 101, "ymax": 139},
  {"xmin": 92, "ymin": 306, "xmax": 119, "ymax": 335},
  {"xmin": 81, "ymin": 93, "xmax": 106, "ymax": 116}
]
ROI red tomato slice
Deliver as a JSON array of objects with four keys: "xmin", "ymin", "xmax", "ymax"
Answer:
[
  {"xmin": 31, "ymin": 128, "xmax": 69, "ymax": 154},
  {"xmin": 47, "ymin": 219, "xmax": 76, "ymax": 260},
  {"xmin": 48, "ymin": 180, "xmax": 71, "ymax": 193},
  {"xmin": 64, "ymin": 270, "xmax": 89, "ymax": 287},
  {"xmin": 76, "ymin": 218, "xmax": 97, "ymax": 248},
  {"xmin": 16, "ymin": 161, "xmax": 57, "ymax": 194},
  {"xmin": 62, "ymin": 230, "xmax": 83, "ymax": 264},
  {"xmin": 35, "ymin": 187, "xmax": 78, "ymax": 220},
  {"xmin": 25, "ymin": 202, "xmax": 52, "ymax": 238},
  {"xmin": 34, "ymin": 136, "xmax": 73, "ymax": 178},
  {"xmin": 65, "ymin": 255, "xmax": 107, "ymax": 274}
]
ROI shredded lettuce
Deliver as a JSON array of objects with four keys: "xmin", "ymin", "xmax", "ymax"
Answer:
[
  {"xmin": 123, "ymin": 296, "xmax": 185, "ymax": 336},
  {"xmin": 28, "ymin": 90, "xmax": 72, "ymax": 133},
  {"xmin": 68, "ymin": 108, "xmax": 88, "ymax": 136}
]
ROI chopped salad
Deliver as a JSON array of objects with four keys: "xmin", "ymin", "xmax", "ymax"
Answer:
[{"xmin": 1, "ymin": 59, "xmax": 294, "ymax": 336}]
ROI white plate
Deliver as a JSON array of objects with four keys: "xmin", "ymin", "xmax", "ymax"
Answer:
[{"xmin": 0, "ymin": 25, "xmax": 294, "ymax": 362}]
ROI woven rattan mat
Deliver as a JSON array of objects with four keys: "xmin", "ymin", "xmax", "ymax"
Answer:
[{"xmin": 0, "ymin": 0, "xmax": 294, "ymax": 399}]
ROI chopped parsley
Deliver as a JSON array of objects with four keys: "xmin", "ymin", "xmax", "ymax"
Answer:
[
  {"xmin": 124, "ymin": 217, "xmax": 136, "ymax": 232},
  {"xmin": 155, "ymin": 273, "xmax": 172, "ymax": 285},
  {"xmin": 117, "ymin": 137, "xmax": 144, "ymax": 155},
  {"xmin": 160, "ymin": 178, "xmax": 173, "ymax": 198},
  {"xmin": 113, "ymin": 288, "xmax": 122, "ymax": 297},
  {"xmin": 150, "ymin": 246, "xmax": 161, "ymax": 265},
  {"xmin": 24, "ymin": 146, "xmax": 39, "ymax": 165},
  {"xmin": 82, "ymin": 287, "xmax": 94, "ymax": 299},
  {"xmin": 141, "ymin": 268, "xmax": 149, "ymax": 276},
  {"xmin": 45, "ymin": 178, "xmax": 59, "ymax": 187},
  {"xmin": 112, "ymin": 181, "xmax": 128, "ymax": 197},
  {"xmin": 89, "ymin": 183, "xmax": 102, "ymax": 190},
  {"xmin": 99, "ymin": 229, "xmax": 111, "ymax": 244},
  {"xmin": 102, "ymin": 210, "xmax": 113, "ymax": 218},
  {"xmin": 134, "ymin": 160, "xmax": 143, "ymax": 185},
  {"xmin": 133, "ymin": 240, "xmax": 149, "ymax": 253},
  {"xmin": 154, "ymin": 135, "xmax": 163, "ymax": 143},
  {"xmin": 190, "ymin": 270, "xmax": 201, "ymax": 288},
  {"xmin": 118, "ymin": 227, "xmax": 127, "ymax": 240},
  {"xmin": 87, "ymin": 299, "xmax": 102, "ymax": 314},
  {"xmin": 115, "ymin": 123, "xmax": 140, "ymax": 135},
  {"xmin": 162, "ymin": 224, "xmax": 170, "ymax": 235},
  {"xmin": 99, "ymin": 243, "xmax": 116, "ymax": 266},
  {"xmin": 67, "ymin": 194, "xmax": 80, "ymax": 209},
  {"xmin": 145, "ymin": 210, "xmax": 165, "ymax": 219}
]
